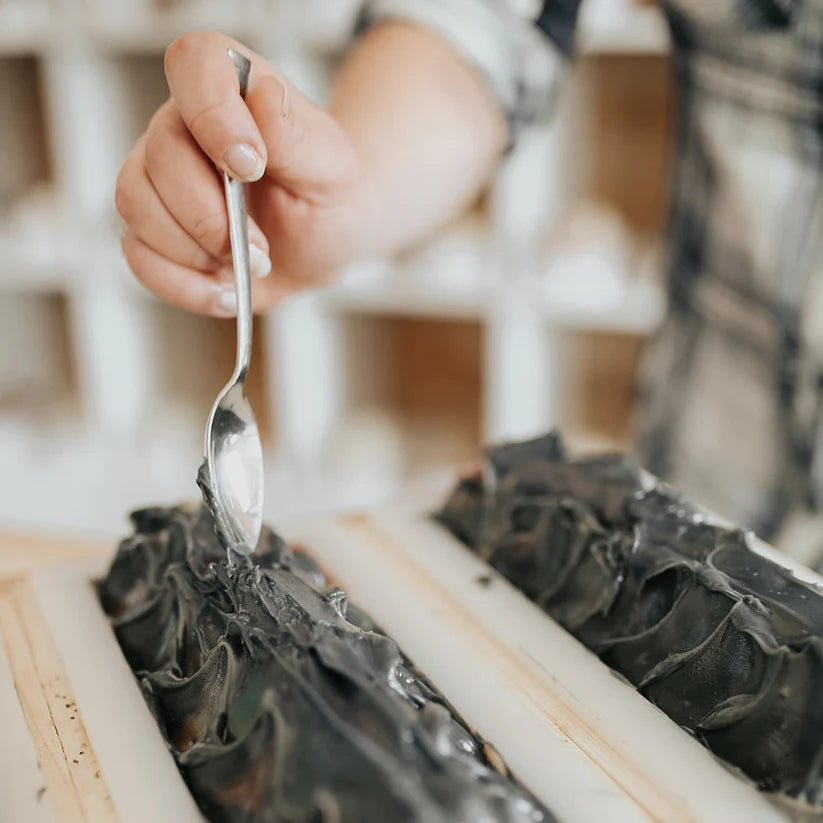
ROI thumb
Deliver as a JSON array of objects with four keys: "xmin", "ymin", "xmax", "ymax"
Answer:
[
  {"xmin": 164, "ymin": 32, "xmax": 271, "ymax": 182},
  {"xmin": 246, "ymin": 75, "xmax": 358, "ymax": 205}
]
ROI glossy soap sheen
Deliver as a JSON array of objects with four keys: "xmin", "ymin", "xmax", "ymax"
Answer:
[
  {"xmin": 436, "ymin": 433, "xmax": 823, "ymax": 807},
  {"xmin": 98, "ymin": 505, "xmax": 551, "ymax": 823}
]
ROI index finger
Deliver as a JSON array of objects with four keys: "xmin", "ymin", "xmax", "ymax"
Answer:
[{"xmin": 163, "ymin": 31, "xmax": 279, "ymax": 182}]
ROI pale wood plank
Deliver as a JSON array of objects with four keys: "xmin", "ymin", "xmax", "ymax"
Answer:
[
  {"xmin": 0, "ymin": 580, "xmax": 117, "ymax": 823},
  {"xmin": 0, "ymin": 586, "xmax": 86, "ymax": 823},
  {"xmin": 0, "ymin": 633, "xmax": 56, "ymax": 823}
]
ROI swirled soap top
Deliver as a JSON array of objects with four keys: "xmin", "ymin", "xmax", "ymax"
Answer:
[
  {"xmin": 437, "ymin": 432, "xmax": 823, "ymax": 810},
  {"xmin": 99, "ymin": 504, "xmax": 551, "ymax": 823}
]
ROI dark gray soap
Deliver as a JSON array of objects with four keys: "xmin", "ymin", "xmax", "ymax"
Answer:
[
  {"xmin": 436, "ymin": 432, "xmax": 823, "ymax": 808},
  {"xmin": 99, "ymin": 504, "xmax": 552, "ymax": 823}
]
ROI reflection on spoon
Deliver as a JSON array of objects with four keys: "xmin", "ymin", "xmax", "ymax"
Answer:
[{"xmin": 200, "ymin": 383, "xmax": 264, "ymax": 557}]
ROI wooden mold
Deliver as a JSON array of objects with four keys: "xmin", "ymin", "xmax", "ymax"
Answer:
[{"xmin": 1, "ymin": 504, "xmax": 812, "ymax": 823}]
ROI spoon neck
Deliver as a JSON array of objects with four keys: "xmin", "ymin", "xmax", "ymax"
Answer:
[
  {"xmin": 235, "ymin": 318, "xmax": 253, "ymax": 380},
  {"xmin": 232, "ymin": 364, "xmax": 249, "ymax": 386},
  {"xmin": 223, "ymin": 173, "xmax": 254, "ymax": 380}
]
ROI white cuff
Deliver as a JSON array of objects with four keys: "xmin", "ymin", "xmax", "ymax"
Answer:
[{"xmin": 359, "ymin": 0, "xmax": 566, "ymax": 136}]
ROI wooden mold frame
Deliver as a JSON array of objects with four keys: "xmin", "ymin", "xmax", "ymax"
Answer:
[
  {"xmin": 2, "ymin": 503, "xmax": 810, "ymax": 823},
  {"xmin": 0, "ymin": 555, "xmax": 203, "ymax": 823}
]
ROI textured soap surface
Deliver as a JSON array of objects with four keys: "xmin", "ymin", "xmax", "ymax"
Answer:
[
  {"xmin": 98, "ymin": 505, "xmax": 551, "ymax": 823},
  {"xmin": 436, "ymin": 432, "xmax": 823, "ymax": 808}
]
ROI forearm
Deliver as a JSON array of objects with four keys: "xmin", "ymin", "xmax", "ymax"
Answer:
[{"xmin": 331, "ymin": 21, "xmax": 508, "ymax": 257}]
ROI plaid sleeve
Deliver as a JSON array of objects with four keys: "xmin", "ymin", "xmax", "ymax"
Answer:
[{"xmin": 357, "ymin": 0, "xmax": 582, "ymax": 137}]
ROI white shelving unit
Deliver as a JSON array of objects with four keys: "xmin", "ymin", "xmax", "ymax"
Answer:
[
  {"xmin": 578, "ymin": 0, "xmax": 669, "ymax": 55},
  {"xmin": 0, "ymin": 0, "xmax": 670, "ymax": 536}
]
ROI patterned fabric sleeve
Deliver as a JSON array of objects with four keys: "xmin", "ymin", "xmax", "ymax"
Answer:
[{"xmin": 357, "ymin": 0, "xmax": 582, "ymax": 137}]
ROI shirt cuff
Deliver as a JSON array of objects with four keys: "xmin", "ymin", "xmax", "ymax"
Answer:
[{"xmin": 357, "ymin": 0, "xmax": 567, "ymax": 139}]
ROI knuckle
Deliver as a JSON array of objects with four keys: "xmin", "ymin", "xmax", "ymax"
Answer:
[
  {"xmin": 143, "ymin": 104, "xmax": 186, "ymax": 173},
  {"xmin": 163, "ymin": 36, "xmax": 186, "ymax": 77},
  {"xmin": 339, "ymin": 142, "xmax": 360, "ymax": 185},
  {"xmin": 142, "ymin": 122, "xmax": 168, "ymax": 173},
  {"xmin": 189, "ymin": 210, "xmax": 229, "ymax": 255},
  {"xmin": 120, "ymin": 236, "xmax": 142, "ymax": 277},
  {"xmin": 164, "ymin": 33, "xmax": 194, "ymax": 75},
  {"xmin": 114, "ymin": 166, "xmax": 138, "ymax": 222},
  {"xmin": 164, "ymin": 31, "xmax": 219, "ymax": 78},
  {"xmin": 128, "ymin": 259, "xmax": 146, "ymax": 285}
]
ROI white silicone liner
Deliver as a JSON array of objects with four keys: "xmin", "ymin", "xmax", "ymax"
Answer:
[{"xmin": 31, "ymin": 558, "xmax": 204, "ymax": 823}]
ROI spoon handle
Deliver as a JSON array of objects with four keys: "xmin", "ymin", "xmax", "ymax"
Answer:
[
  {"xmin": 224, "ymin": 48, "xmax": 253, "ymax": 382},
  {"xmin": 224, "ymin": 174, "xmax": 253, "ymax": 381}
]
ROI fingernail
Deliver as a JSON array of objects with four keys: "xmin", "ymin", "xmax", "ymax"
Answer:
[
  {"xmin": 249, "ymin": 244, "xmax": 271, "ymax": 278},
  {"xmin": 224, "ymin": 143, "xmax": 265, "ymax": 181},
  {"xmin": 217, "ymin": 288, "xmax": 237, "ymax": 315}
]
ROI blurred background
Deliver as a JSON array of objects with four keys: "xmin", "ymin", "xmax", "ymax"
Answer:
[{"xmin": 0, "ymin": 0, "xmax": 671, "ymax": 537}]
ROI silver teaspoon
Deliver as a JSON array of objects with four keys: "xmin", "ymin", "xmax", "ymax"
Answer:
[{"xmin": 200, "ymin": 48, "xmax": 264, "ymax": 557}]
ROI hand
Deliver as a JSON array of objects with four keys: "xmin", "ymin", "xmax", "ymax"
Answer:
[{"xmin": 115, "ymin": 31, "xmax": 367, "ymax": 316}]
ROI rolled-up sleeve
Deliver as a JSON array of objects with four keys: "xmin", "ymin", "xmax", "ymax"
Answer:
[{"xmin": 357, "ymin": 0, "xmax": 582, "ymax": 138}]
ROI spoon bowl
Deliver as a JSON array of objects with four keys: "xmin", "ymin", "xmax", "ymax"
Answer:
[{"xmin": 204, "ymin": 382, "xmax": 263, "ymax": 555}]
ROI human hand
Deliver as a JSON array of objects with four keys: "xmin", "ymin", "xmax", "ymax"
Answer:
[{"xmin": 115, "ymin": 31, "xmax": 367, "ymax": 316}]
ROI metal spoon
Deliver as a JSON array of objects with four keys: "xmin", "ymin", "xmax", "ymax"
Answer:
[{"xmin": 201, "ymin": 48, "xmax": 264, "ymax": 557}]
